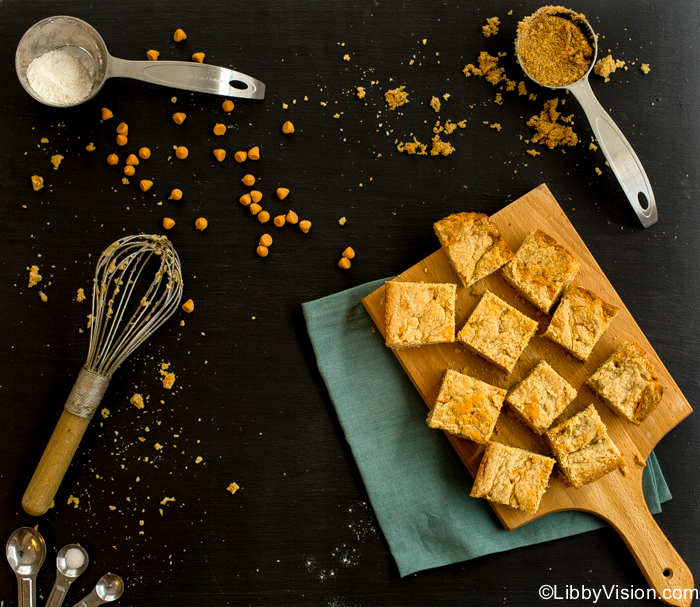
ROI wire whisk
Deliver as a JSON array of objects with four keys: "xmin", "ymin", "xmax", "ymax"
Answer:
[{"xmin": 22, "ymin": 234, "xmax": 183, "ymax": 516}]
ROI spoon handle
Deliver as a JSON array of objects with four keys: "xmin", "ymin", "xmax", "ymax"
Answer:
[
  {"xmin": 17, "ymin": 575, "xmax": 37, "ymax": 607},
  {"xmin": 568, "ymin": 78, "xmax": 658, "ymax": 228},
  {"xmin": 107, "ymin": 57, "xmax": 265, "ymax": 100},
  {"xmin": 70, "ymin": 589, "xmax": 103, "ymax": 607},
  {"xmin": 46, "ymin": 572, "xmax": 74, "ymax": 607}
]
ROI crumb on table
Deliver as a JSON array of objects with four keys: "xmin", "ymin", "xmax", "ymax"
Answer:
[
  {"xmin": 227, "ymin": 482, "xmax": 240, "ymax": 495},
  {"xmin": 384, "ymin": 86, "xmax": 409, "ymax": 110},
  {"xmin": 356, "ymin": 86, "xmax": 366, "ymax": 99},
  {"xmin": 51, "ymin": 154, "xmax": 64, "ymax": 170},
  {"xmin": 482, "ymin": 16, "xmax": 500, "ymax": 37},
  {"xmin": 31, "ymin": 175, "xmax": 44, "ymax": 191},
  {"xmin": 28, "ymin": 265, "xmax": 42, "ymax": 288},
  {"xmin": 130, "ymin": 393, "xmax": 145, "ymax": 409},
  {"xmin": 430, "ymin": 96, "xmax": 441, "ymax": 112},
  {"xmin": 76, "ymin": 288, "xmax": 86, "ymax": 302},
  {"xmin": 526, "ymin": 98, "xmax": 578, "ymax": 149},
  {"xmin": 641, "ymin": 63, "xmax": 651, "ymax": 74}
]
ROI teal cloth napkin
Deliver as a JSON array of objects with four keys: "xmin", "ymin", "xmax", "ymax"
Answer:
[{"xmin": 302, "ymin": 278, "xmax": 672, "ymax": 578}]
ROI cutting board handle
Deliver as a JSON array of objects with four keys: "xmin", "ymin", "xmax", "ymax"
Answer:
[{"xmin": 601, "ymin": 471, "xmax": 694, "ymax": 607}]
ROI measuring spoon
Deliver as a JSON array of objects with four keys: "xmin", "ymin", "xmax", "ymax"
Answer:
[
  {"xmin": 15, "ymin": 15, "xmax": 265, "ymax": 108},
  {"xmin": 6, "ymin": 527, "xmax": 46, "ymax": 607},
  {"xmin": 46, "ymin": 544, "xmax": 90, "ymax": 607},
  {"xmin": 516, "ymin": 7, "xmax": 657, "ymax": 228},
  {"xmin": 70, "ymin": 573, "xmax": 124, "ymax": 607}
]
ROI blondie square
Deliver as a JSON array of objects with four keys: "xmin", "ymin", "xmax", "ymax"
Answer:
[
  {"xmin": 426, "ymin": 369, "xmax": 506, "ymax": 443},
  {"xmin": 470, "ymin": 441, "xmax": 555, "ymax": 514},
  {"xmin": 501, "ymin": 230, "xmax": 580, "ymax": 313},
  {"xmin": 384, "ymin": 281, "xmax": 456, "ymax": 348},
  {"xmin": 457, "ymin": 291, "xmax": 538, "ymax": 372},
  {"xmin": 433, "ymin": 212, "xmax": 514, "ymax": 288},
  {"xmin": 543, "ymin": 285, "xmax": 619, "ymax": 361},
  {"xmin": 506, "ymin": 361, "xmax": 577, "ymax": 434},
  {"xmin": 545, "ymin": 404, "xmax": 624, "ymax": 488},
  {"xmin": 587, "ymin": 342, "xmax": 663, "ymax": 425}
]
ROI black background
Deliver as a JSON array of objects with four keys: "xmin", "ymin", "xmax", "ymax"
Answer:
[{"xmin": 1, "ymin": 1, "xmax": 698, "ymax": 605}]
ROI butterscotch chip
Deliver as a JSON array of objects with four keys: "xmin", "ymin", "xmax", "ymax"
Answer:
[
  {"xmin": 140, "ymin": 180, "xmax": 153, "ymax": 192},
  {"xmin": 169, "ymin": 189, "xmax": 183, "ymax": 200},
  {"xmin": 546, "ymin": 404, "xmax": 623, "ymax": 488},
  {"xmin": 162, "ymin": 217, "xmax": 175, "ymax": 230},
  {"xmin": 182, "ymin": 299, "xmax": 195, "ymax": 313},
  {"xmin": 126, "ymin": 154, "xmax": 139, "ymax": 166},
  {"xmin": 123, "ymin": 165, "xmax": 135, "ymax": 177},
  {"xmin": 101, "ymin": 107, "xmax": 113, "ymax": 121},
  {"xmin": 258, "ymin": 210, "xmax": 270, "ymax": 224},
  {"xmin": 234, "ymin": 151, "xmax": 247, "ymax": 163},
  {"xmin": 247, "ymin": 146, "xmax": 260, "ymax": 160},
  {"xmin": 116, "ymin": 122, "xmax": 129, "ymax": 135},
  {"xmin": 195, "ymin": 217, "xmax": 208, "ymax": 231},
  {"xmin": 458, "ymin": 291, "xmax": 537, "ymax": 372},
  {"xmin": 256, "ymin": 245, "xmax": 269, "ymax": 257},
  {"xmin": 276, "ymin": 188, "xmax": 289, "ymax": 200},
  {"xmin": 384, "ymin": 281, "xmax": 456, "ymax": 348},
  {"xmin": 250, "ymin": 190, "xmax": 262, "ymax": 203},
  {"xmin": 259, "ymin": 234, "xmax": 273, "ymax": 247},
  {"xmin": 427, "ymin": 369, "xmax": 506, "ymax": 443},
  {"xmin": 222, "ymin": 99, "xmax": 234, "ymax": 112},
  {"xmin": 299, "ymin": 220, "xmax": 311, "ymax": 233},
  {"xmin": 249, "ymin": 203, "xmax": 262, "ymax": 215},
  {"xmin": 338, "ymin": 257, "xmax": 351, "ymax": 269},
  {"xmin": 213, "ymin": 123, "xmax": 226, "ymax": 136},
  {"xmin": 506, "ymin": 361, "xmax": 577, "ymax": 434},
  {"xmin": 173, "ymin": 28, "xmax": 187, "ymax": 42},
  {"xmin": 212, "ymin": 149, "xmax": 226, "ymax": 162},
  {"xmin": 471, "ymin": 441, "xmax": 555, "ymax": 513},
  {"xmin": 434, "ymin": 212, "xmax": 514, "ymax": 288},
  {"xmin": 192, "ymin": 52, "xmax": 205, "ymax": 63},
  {"xmin": 342, "ymin": 247, "xmax": 355, "ymax": 259},
  {"xmin": 147, "ymin": 49, "xmax": 159, "ymax": 61},
  {"xmin": 242, "ymin": 174, "xmax": 255, "ymax": 186},
  {"xmin": 175, "ymin": 146, "xmax": 188, "ymax": 159},
  {"xmin": 273, "ymin": 215, "xmax": 286, "ymax": 228},
  {"xmin": 172, "ymin": 112, "xmax": 186, "ymax": 124},
  {"xmin": 282, "ymin": 121, "xmax": 295, "ymax": 134},
  {"xmin": 107, "ymin": 153, "xmax": 119, "ymax": 166},
  {"xmin": 286, "ymin": 210, "xmax": 299, "ymax": 224},
  {"xmin": 543, "ymin": 285, "xmax": 619, "ymax": 361},
  {"xmin": 116, "ymin": 134, "xmax": 128, "ymax": 146},
  {"xmin": 139, "ymin": 147, "xmax": 151, "ymax": 160},
  {"xmin": 239, "ymin": 193, "xmax": 252, "ymax": 206},
  {"xmin": 587, "ymin": 342, "xmax": 663, "ymax": 425},
  {"xmin": 501, "ymin": 230, "xmax": 579, "ymax": 313}
]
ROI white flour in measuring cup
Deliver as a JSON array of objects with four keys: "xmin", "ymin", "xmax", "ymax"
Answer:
[{"xmin": 26, "ymin": 48, "xmax": 94, "ymax": 105}]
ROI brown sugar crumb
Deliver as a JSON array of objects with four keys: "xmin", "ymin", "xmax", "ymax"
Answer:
[
  {"xmin": 589, "ymin": 142, "xmax": 598, "ymax": 151},
  {"xmin": 595, "ymin": 167, "xmax": 602, "ymax": 175},
  {"xmin": 227, "ymin": 482, "xmax": 240, "ymax": 495},
  {"xmin": 482, "ymin": 16, "xmax": 500, "ymax": 37},
  {"xmin": 396, "ymin": 137, "xmax": 428, "ymax": 155},
  {"xmin": 517, "ymin": 7, "xmax": 593, "ymax": 87},
  {"xmin": 76, "ymin": 288, "xmax": 86, "ymax": 302},
  {"xmin": 31, "ymin": 175, "xmax": 44, "ymax": 191},
  {"xmin": 494, "ymin": 93, "xmax": 503, "ymax": 105},
  {"xmin": 526, "ymin": 149, "xmax": 541, "ymax": 156},
  {"xmin": 28, "ymin": 265, "xmax": 42, "ymax": 288},
  {"xmin": 430, "ymin": 96, "xmax": 441, "ymax": 112},
  {"xmin": 430, "ymin": 135, "xmax": 455, "ymax": 156},
  {"xmin": 67, "ymin": 495, "xmax": 79, "ymax": 508},
  {"xmin": 517, "ymin": 81, "xmax": 528, "ymax": 96},
  {"xmin": 86, "ymin": 142, "xmax": 96, "ymax": 152},
  {"xmin": 130, "ymin": 393, "xmax": 145, "ymax": 409},
  {"xmin": 526, "ymin": 98, "xmax": 578, "ymax": 149},
  {"xmin": 594, "ymin": 54, "xmax": 619, "ymax": 82},
  {"xmin": 162, "ymin": 372, "xmax": 176, "ymax": 390},
  {"xmin": 384, "ymin": 86, "xmax": 409, "ymax": 110},
  {"xmin": 641, "ymin": 63, "xmax": 651, "ymax": 74},
  {"xmin": 490, "ymin": 123, "xmax": 502, "ymax": 131},
  {"xmin": 356, "ymin": 86, "xmax": 366, "ymax": 99},
  {"xmin": 634, "ymin": 454, "xmax": 647, "ymax": 467},
  {"xmin": 101, "ymin": 408, "xmax": 110, "ymax": 418},
  {"xmin": 529, "ymin": 93, "xmax": 538, "ymax": 101},
  {"xmin": 38, "ymin": 291, "xmax": 48, "ymax": 302},
  {"xmin": 51, "ymin": 154, "xmax": 64, "ymax": 170}
]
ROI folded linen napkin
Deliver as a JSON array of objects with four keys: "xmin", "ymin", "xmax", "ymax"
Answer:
[{"xmin": 302, "ymin": 278, "xmax": 672, "ymax": 577}]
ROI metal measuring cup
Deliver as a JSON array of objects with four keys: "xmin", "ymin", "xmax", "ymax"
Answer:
[
  {"xmin": 15, "ymin": 15, "xmax": 265, "ymax": 108},
  {"xmin": 516, "ymin": 8, "xmax": 657, "ymax": 228}
]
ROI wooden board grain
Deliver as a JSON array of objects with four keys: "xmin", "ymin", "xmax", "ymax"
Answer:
[{"xmin": 362, "ymin": 184, "xmax": 694, "ymax": 606}]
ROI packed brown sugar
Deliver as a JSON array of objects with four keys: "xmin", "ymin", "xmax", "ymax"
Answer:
[{"xmin": 517, "ymin": 6, "xmax": 593, "ymax": 87}]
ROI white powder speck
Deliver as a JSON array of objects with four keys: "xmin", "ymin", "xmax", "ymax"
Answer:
[{"xmin": 26, "ymin": 48, "xmax": 94, "ymax": 106}]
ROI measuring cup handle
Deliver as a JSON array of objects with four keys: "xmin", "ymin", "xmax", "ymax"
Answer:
[
  {"xmin": 17, "ymin": 575, "xmax": 37, "ymax": 607},
  {"xmin": 568, "ymin": 78, "xmax": 658, "ymax": 228},
  {"xmin": 107, "ymin": 57, "xmax": 265, "ymax": 100}
]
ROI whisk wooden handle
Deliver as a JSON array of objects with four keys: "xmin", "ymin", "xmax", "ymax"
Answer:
[{"xmin": 22, "ymin": 410, "xmax": 90, "ymax": 516}]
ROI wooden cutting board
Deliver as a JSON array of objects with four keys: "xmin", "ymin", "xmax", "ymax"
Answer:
[{"xmin": 362, "ymin": 184, "xmax": 694, "ymax": 607}]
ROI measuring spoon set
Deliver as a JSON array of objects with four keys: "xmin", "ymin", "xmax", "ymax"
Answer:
[{"xmin": 6, "ymin": 527, "xmax": 123, "ymax": 607}]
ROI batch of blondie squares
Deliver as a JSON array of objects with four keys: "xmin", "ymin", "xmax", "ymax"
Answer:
[{"xmin": 384, "ymin": 212, "xmax": 664, "ymax": 515}]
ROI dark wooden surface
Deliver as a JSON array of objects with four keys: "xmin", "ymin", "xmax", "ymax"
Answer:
[{"xmin": 0, "ymin": 1, "xmax": 698, "ymax": 605}]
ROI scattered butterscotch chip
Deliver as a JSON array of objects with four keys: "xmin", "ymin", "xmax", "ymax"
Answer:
[
  {"xmin": 430, "ymin": 96, "xmax": 441, "ymax": 112},
  {"xmin": 338, "ymin": 257, "xmax": 351, "ymax": 269},
  {"xmin": 123, "ymin": 165, "xmax": 135, "ymax": 177},
  {"xmin": 256, "ymin": 245, "xmax": 269, "ymax": 257},
  {"xmin": 273, "ymin": 215, "xmax": 286, "ymax": 228},
  {"xmin": 259, "ymin": 234, "xmax": 273, "ymax": 247},
  {"xmin": 140, "ymin": 180, "xmax": 153, "ymax": 192},
  {"xmin": 173, "ymin": 28, "xmax": 187, "ymax": 42},
  {"xmin": 126, "ymin": 154, "xmax": 140, "ymax": 166},
  {"xmin": 162, "ymin": 373, "xmax": 176, "ymax": 389},
  {"xmin": 342, "ymin": 247, "xmax": 355, "ymax": 259},
  {"xmin": 28, "ymin": 265, "xmax": 42, "ymax": 288},
  {"xmin": 250, "ymin": 190, "xmax": 263, "ymax": 203},
  {"xmin": 276, "ymin": 187, "xmax": 289, "ymax": 200},
  {"xmin": 226, "ymin": 482, "xmax": 240, "ymax": 495},
  {"xmin": 286, "ymin": 210, "xmax": 299, "ymax": 224},
  {"xmin": 116, "ymin": 122, "xmax": 129, "ymax": 135},
  {"xmin": 242, "ymin": 174, "xmax": 255, "ymax": 186},
  {"xmin": 51, "ymin": 154, "xmax": 64, "ymax": 170},
  {"xmin": 162, "ymin": 217, "xmax": 175, "ymax": 230},
  {"xmin": 482, "ymin": 16, "xmax": 500, "ymax": 37},
  {"xmin": 299, "ymin": 220, "xmax": 312, "ymax": 233},
  {"xmin": 239, "ymin": 193, "xmax": 252, "ymax": 206},
  {"xmin": 258, "ymin": 210, "xmax": 270, "ymax": 223},
  {"xmin": 195, "ymin": 217, "xmax": 208, "ymax": 231},
  {"xmin": 76, "ymin": 288, "xmax": 86, "ymax": 302},
  {"xmin": 107, "ymin": 153, "xmax": 119, "ymax": 166},
  {"xmin": 213, "ymin": 149, "xmax": 226, "ymax": 162},
  {"xmin": 147, "ymin": 49, "xmax": 159, "ymax": 61},
  {"xmin": 282, "ymin": 121, "xmax": 295, "ymax": 134},
  {"xmin": 641, "ymin": 63, "xmax": 651, "ymax": 74},
  {"xmin": 31, "ymin": 175, "xmax": 44, "ymax": 191},
  {"xmin": 222, "ymin": 99, "xmax": 234, "ymax": 112},
  {"xmin": 249, "ymin": 203, "xmax": 262, "ymax": 215},
  {"xmin": 384, "ymin": 86, "xmax": 409, "ymax": 110},
  {"xmin": 169, "ymin": 188, "xmax": 183, "ymax": 200},
  {"xmin": 101, "ymin": 107, "xmax": 113, "ymax": 121},
  {"xmin": 213, "ymin": 123, "xmax": 226, "ymax": 136},
  {"xmin": 172, "ymin": 112, "xmax": 186, "ymax": 124},
  {"xmin": 116, "ymin": 134, "xmax": 128, "ymax": 146},
  {"xmin": 138, "ymin": 147, "xmax": 151, "ymax": 160},
  {"xmin": 85, "ymin": 142, "xmax": 96, "ymax": 152},
  {"xmin": 182, "ymin": 299, "xmax": 195, "ymax": 313},
  {"xmin": 234, "ymin": 151, "xmax": 247, "ymax": 163},
  {"xmin": 192, "ymin": 52, "xmax": 205, "ymax": 63},
  {"xmin": 247, "ymin": 146, "xmax": 260, "ymax": 160},
  {"xmin": 175, "ymin": 146, "xmax": 188, "ymax": 159},
  {"xmin": 130, "ymin": 393, "xmax": 145, "ymax": 409}
]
